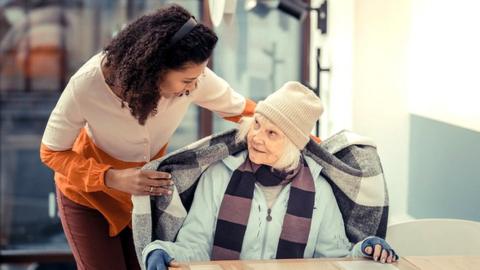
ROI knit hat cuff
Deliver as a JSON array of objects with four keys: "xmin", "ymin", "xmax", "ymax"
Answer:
[{"xmin": 256, "ymin": 102, "xmax": 310, "ymax": 149}]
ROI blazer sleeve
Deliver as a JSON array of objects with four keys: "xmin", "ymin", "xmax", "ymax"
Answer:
[{"xmin": 192, "ymin": 67, "xmax": 255, "ymax": 123}]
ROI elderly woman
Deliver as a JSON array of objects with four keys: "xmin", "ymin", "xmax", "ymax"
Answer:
[{"xmin": 143, "ymin": 82, "xmax": 398, "ymax": 270}]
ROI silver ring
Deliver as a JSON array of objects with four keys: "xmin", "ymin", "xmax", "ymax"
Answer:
[{"xmin": 149, "ymin": 186, "xmax": 154, "ymax": 193}]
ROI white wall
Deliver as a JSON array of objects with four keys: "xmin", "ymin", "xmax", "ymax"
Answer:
[
  {"xmin": 310, "ymin": 0, "xmax": 354, "ymax": 139},
  {"xmin": 352, "ymin": 0, "xmax": 411, "ymax": 222},
  {"xmin": 407, "ymin": 0, "xmax": 480, "ymax": 132},
  {"xmin": 324, "ymin": 0, "xmax": 480, "ymax": 223},
  {"xmin": 321, "ymin": 0, "xmax": 412, "ymax": 222}
]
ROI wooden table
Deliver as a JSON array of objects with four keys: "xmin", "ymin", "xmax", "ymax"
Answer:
[
  {"xmin": 403, "ymin": 256, "xmax": 480, "ymax": 270},
  {"xmin": 171, "ymin": 256, "xmax": 480, "ymax": 270}
]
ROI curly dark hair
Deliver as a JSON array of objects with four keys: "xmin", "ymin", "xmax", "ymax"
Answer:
[{"xmin": 103, "ymin": 4, "xmax": 218, "ymax": 125}]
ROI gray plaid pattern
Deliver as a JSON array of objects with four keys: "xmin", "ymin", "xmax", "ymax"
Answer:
[{"xmin": 132, "ymin": 129, "xmax": 389, "ymax": 268}]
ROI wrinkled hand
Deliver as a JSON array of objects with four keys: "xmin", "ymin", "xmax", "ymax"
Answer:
[
  {"xmin": 146, "ymin": 249, "xmax": 179, "ymax": 270},
  {"xmin": 105, "ymin": 167, "xmax": 173, "ymax": 196},
  {"xmin": 361, "ymin": 236, "xmax": 398, "ymax": 264}
]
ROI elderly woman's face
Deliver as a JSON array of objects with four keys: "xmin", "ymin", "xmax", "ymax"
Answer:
[{"xmin": 247, "ymin": 116, "xmax": 286, "ymax": 166}]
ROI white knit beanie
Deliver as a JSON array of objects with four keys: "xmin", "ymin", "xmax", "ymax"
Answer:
[{"xmin": 255, "ymin": 81, "xmax": 323, "ymax": 149}]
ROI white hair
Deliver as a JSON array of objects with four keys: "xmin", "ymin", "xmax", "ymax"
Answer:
[{"xmin": 236, "ymin": 114, "xmax": 301, "ymax": 172}]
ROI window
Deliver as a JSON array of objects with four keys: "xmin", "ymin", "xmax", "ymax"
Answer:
[
  {"xmin": 212, "ymin": 1, "xmax": 304, "ymax": 133},
  {"xmin": 0, "ymin": 1, "xmax": 199, "ymax": 268}
]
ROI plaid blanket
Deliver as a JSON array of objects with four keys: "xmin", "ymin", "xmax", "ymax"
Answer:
[{"xmin": 132, "ymin": 129, "xmax": 389, "ymax": 267}]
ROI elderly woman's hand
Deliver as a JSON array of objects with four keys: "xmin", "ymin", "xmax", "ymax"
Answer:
[
  {"xmin": 361, "ymin": 236, "xmax": 399, "ymax": 264},
  {"xmin": 146, "ymin": 249, "xmax": 179, "ymax": 270}
]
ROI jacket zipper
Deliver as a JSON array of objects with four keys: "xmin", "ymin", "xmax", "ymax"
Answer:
[
  {"xmin": 258, "ymin": 184, "xmax": 289, "ymax": 259},
  {"xmin": 260, "ymin": 205, "xmax": 270, "ymax": 259}
]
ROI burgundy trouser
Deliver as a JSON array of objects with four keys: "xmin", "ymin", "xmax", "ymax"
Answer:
[{"xmin": 57, "ymin": 188, "xmax": 141, "ymax": 270}]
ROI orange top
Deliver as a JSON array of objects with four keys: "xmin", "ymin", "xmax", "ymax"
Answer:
[{"xmin": 40, "ymin": 129, "xmax": 167, "ymax": 236}]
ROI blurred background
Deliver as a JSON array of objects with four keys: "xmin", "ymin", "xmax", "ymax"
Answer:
[{"xmin": 0, "ymin": 0, "xmax": 479, "ymax": 269}]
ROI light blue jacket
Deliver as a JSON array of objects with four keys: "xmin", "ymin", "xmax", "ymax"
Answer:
[{"xmin": 142, "ymin": 151, "xmax": 365, "ymax": 263}]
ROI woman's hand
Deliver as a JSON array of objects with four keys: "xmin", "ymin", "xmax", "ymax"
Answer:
[
  {"xmin": 146, "ymin": 249, "xmax": 180, "ymax": 270},
  {"xmin": 104, "ymin": 167, "xmax": 173, "ymax": 196},
  {"xmin": 361, "ymin": 236, "xmax": 398, "ymax": 264}
]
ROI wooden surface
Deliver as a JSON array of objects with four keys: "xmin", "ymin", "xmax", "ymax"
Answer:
[
  {"xmin": 171, "ymin": 257, "xmax": 417, "ymax": 270},
  {"xmin": 171, "ymin": 256, "xmax": 480, "ymax": 270},
  {"xmin": 403, "ymin": 256, "xmax": 480, "ymax": 270}
]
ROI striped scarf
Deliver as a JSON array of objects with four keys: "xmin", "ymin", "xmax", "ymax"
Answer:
[{"xmin": 211, "ymin": 157, "xmax": 315, "ymax": 260}]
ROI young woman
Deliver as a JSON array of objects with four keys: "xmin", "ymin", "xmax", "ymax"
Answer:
[{"xmin": 40, "ymin": 4, "xmax": 254, "ymax": 270}]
